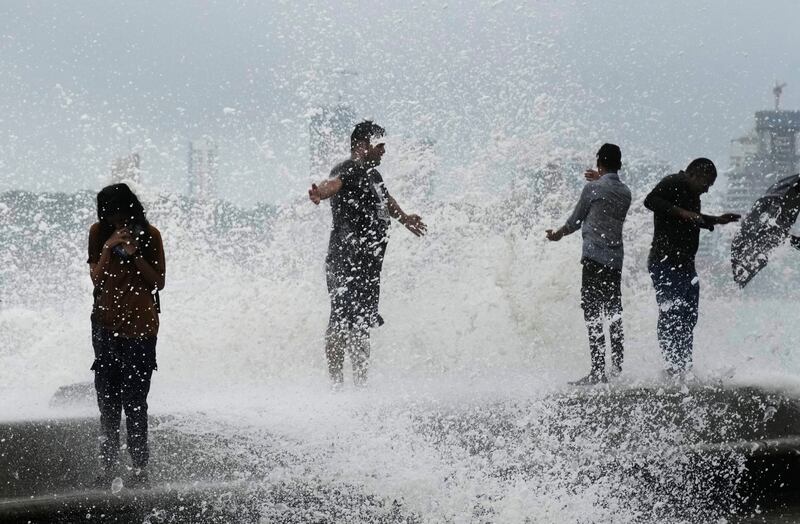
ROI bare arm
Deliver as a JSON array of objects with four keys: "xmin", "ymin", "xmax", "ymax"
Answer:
[
  {"xmin": 702, "ymin": 213, "xmax": 741, "ymax": 226},
  {"xmin": 643, "ymin": 178, "xmax": 719, "ymax": 228},
  {"xmin": 90, "ymin": 228, "xmax": 166, "ymax": 290},
  {"xmin": 388, "ymin": 195, "xmax": 427, "ymax": 237},
  {"xmin": 131, "ymin": 253, "xmax": 165, "ymax": 290},
  {"xmin": 133, "ymin": 255, "xmax": 165, "ymax": 291},
  {"xmin": 308, "ymin": 177, "xmax": 343, "ymax": 204},
  {"xmin": 89, "ymin": 227, "xmax": 127, "ymax": 286},
  {"xmin": 387, "ymin": 195, "xmax": 406, "ymax": 221},
  {"xmin": 90, "ymin": 247, "xmax": 112, "ymax": 286},
  {"xmin": 128, "ymin": 229, "xmax": 166, "ymax": 290}
]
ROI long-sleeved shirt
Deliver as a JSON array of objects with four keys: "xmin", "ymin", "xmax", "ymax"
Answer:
[
  {"xmin": 562, "ymin": 172, "xmax": 631, "ymax": 270},
  {"xmin": 643, "ymin": 171, "xmax": 714, "ymax": 268}
]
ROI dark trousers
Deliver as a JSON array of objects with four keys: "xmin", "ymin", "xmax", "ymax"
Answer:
[
  {"xmin": 648, "ymin": 259, "xmax": 699, "ymax": 373},
  {"xmin": 91, "ymin": 326, "xmax": 156, "ymax": 469},
  {"xmin": 580, "ymin": 258, "xmax": 624, "ymax": 375},
  {"xmin": 325, "ymin": 244, "xmax": 386, "ymax": 385}
]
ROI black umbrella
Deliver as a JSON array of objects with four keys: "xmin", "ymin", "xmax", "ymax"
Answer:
[{"xmin": 731, "ymin": 174, "xmax": 800, "ymax": 287}]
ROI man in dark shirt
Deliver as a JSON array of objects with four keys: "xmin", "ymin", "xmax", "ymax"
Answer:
[
  {"xmin": 643, "ymin": 158, "xmax": 740, "ymax": 377},
  {"xmin": 309, "ymin": 121, "xmax": 427, "ymax": 387}
]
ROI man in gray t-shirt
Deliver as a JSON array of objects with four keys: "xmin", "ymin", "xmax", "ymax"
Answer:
[{"xmin": 546, "ymin": 143, "xmax": 632, "ymax": 385}]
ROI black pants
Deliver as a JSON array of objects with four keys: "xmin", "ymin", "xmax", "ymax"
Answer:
[
  {"xmin": 91, "ymin": 326, "xmax": 156, "ymax": 469},
  {"xmin": 326, "ymin": 241, "xmax": 387, "ymax": 330},
  {"xmin": 325, "ymin": 242, "xmax": 386, "ymax": 384},
  {"xmin": 580, "ymin": 258, "xmax": 624, "ymax": 375}
]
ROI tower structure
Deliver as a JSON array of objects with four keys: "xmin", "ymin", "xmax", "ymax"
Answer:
[
  {"xmin": 727, "ymin": 83, "xmax": 800, "ymax": 212},
  {"xmin": 188, "ymin": 137, "xmax": 218, "ymax": 201},
  {"xmin": 110, "ymin": 153, "xmax": 140, "ymax": 185}
]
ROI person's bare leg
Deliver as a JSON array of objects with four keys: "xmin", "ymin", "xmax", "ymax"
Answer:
[
  {"xmin": 349, "ymin": 329, "xmax": 371, "ymax": 387},
  {"xmin": 609, "ymin": 317, "xmax": 624, "ymax": 376},
  {"xmin": 325, "ymin": 325, "xmax": 346, "ymax": 387}
]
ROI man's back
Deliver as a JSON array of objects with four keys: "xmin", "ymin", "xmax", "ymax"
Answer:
[{"xmin": 565, "ymin": 173, "xmax": 631, "ymax": 270}]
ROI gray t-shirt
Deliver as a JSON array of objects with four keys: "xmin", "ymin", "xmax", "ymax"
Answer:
[{"xmin": 562, "ymin": 172, "xmax": 632, "ymax": 270}]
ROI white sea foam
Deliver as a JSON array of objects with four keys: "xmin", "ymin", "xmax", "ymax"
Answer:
[{"xmin": 1, "ymin": 157, "xmax": 800, "ymax": 521}]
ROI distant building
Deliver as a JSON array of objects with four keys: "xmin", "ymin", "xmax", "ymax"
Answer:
[
  {"xmin": 110, "ymin": 153, "xmax": 140, "ymax": 185},
  {"xmin": 309, "ymin": 104, "xmax": 356, "ymax": 178},
  {"xmin": 726, "ymin": 84, "xmax": 800, "ymax": 212},
  {"xmin": 188, "ymin": 137, "xmax": 218, "ymax": 201}
]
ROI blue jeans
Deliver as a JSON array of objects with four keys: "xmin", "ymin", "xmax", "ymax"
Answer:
[{"xmin": 648, "ymin": 259, "xmax": 699, "ymax": 373}]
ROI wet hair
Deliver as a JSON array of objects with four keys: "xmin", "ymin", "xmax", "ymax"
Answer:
[
  {"xmin": 95, "ymin": 183, "xmax": 151, "ymax": 246},
  {"xmin": 596, "ymin": 143, "xmax": 622, "ymax": 172},
  {"xmin": 350, "ymin": 120, "xmax": 385, "ymax": 152},
  {"xmin": 686, "ymin": 158, "xmax": 717, "ymax": 179}
]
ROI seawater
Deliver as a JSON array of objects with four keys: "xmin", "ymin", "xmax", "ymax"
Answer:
[{"xmin": 2, "ymin": 163, "xmax": 800, "ymax": 522}]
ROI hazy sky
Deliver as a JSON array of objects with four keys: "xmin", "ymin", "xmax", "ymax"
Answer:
[{"xmin": 1, "ymin": 0, "xmax": 799, "ymax": 204}]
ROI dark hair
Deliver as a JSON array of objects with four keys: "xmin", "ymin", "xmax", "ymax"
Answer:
[
  {"xmin": 96, "ymin": 183, "xmax": 151, "ymax": 246},
  {"xmin": 350, "ymin": 120, "xmax": 385, "ymax": 152},
  {"xmin": 686, "ymin": 158, "xmax": 717, "ymax": 179},
  {"xmin": 596, "ymin": 143, "xmax": 622, "ymax": 172}
]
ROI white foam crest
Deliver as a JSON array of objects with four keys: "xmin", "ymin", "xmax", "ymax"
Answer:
[
  {"xmin": 2, "ymin": 155, "xmax": 800, "ymax": 521},
  {"xmin": 2, "ymin": 169, "xmax": 800, "ymax": 394}
]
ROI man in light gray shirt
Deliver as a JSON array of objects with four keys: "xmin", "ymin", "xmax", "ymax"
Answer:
[{"xmin": 546, "ymin": 143, "xmax": 632, "ymax": 385}]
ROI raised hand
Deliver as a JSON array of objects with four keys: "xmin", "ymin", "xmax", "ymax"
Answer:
[
  {"xmin": 402, "ymin": 214, "xmax": 427, "ymax": 237},
  {"xmin": 716, "ymin": 213, "xmax": 741, "ymax": 225},
  {"xmin": 120, "ymin": 230, "xmax": 139, "ymax": 256},
  {"xmin": 104, "ymin": 229, "xmax": 130, "ymax": 250},
  {"xmin": 308, "ymin": 183, "xmax": 322, "ymax": 205},
  {"xmin": 584, "ymin": 169, "xmax": 601, "ymax": 182},
  {"xmin": 545, "ymin": 228, "xmax": 563, "ymax": 241}
]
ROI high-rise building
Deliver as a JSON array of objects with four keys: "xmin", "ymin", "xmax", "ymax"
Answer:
[
  {"xmin": 727, "ymin": 84, "xmax": 800, "ymax": 212},
  {"xmin": 188, "ymin": 137, "xmax": 218, "ymax": 201},
  {"xmin": 309, "ymin": 104, "xmax": 356, "ymax": 178},
  {"xmin": 110, "ymin": 153, "xmax": 140, "ymax": 185}
]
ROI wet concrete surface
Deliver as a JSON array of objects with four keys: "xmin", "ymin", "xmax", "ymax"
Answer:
[{"xmin": 2, "ymin": 384, "xmax": 800, "ymax": 522}]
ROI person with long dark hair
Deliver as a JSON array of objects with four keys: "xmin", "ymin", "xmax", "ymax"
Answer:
[{"xmin": 87, "ymin": 183, "xmax": 165, "ymax": 487}]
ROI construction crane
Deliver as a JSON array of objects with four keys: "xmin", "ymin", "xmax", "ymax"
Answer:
[{"xmin": 773, "ymin": 81, "xmax": 787, "ymax": 111}]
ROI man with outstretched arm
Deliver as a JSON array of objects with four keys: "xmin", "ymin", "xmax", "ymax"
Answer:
[
  {"xmin": 644, "ymin": 158, "xmax": 740, "ymax": 378},
  {"xmin": 546, "ymin": 143, "xmax": 632, "ymax": 385},
  {"xmin": 309, "ymin": 121, "xmax": 427, "ymax": 388}
]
